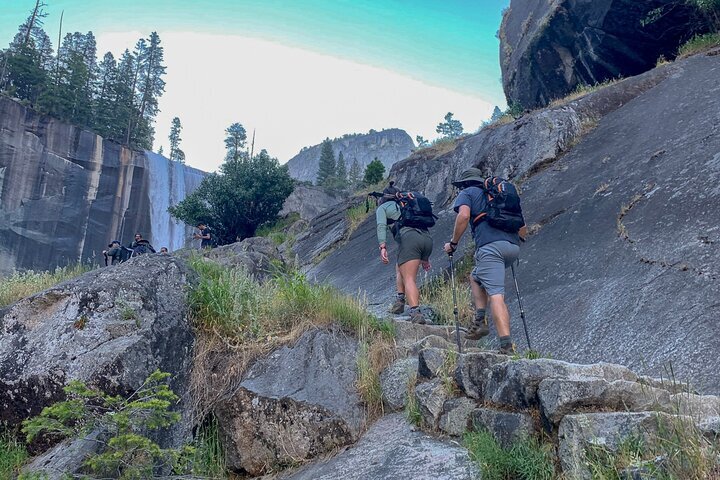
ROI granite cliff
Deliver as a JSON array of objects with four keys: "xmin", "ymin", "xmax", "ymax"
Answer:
[
  {"xmin": 285, "ymin": 128, "xmax": 414, "ymax": 183},
  {"xmin": 0, "ymin": 95, "xmax": 204, "ymax": 274}
]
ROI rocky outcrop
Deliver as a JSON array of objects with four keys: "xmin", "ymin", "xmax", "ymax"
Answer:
[
  {"xmin": 196, "ymin": 236, "xmax": 282, "ymax": 280},
  {"xmin": 499, "ymin": 0, "xmax": 708, "ymax": 108},
  {"xmin": 0, "ymin": 95, "xmax": 204, "ymax": 275},
  {"xmin": 280, "ymin": 184, "xmax": 343, "ymax": 221},
  {"xmin": 308, "ymin": 50, "xmax": 720, "ymax": 393},
  {"xmin": 281, "ymin": 413, "xmax": 479, "ymax": 480},
  {"xmin": 215, "ymin": 328, "xmax": 366, "ymax": 476},
  {"xmin": 0, "ymin": 254, "xmax": 195, "ymax": 444},
  {"xmin": 286, "ymin": 129, "xmax": 414, "ymax": 183}
]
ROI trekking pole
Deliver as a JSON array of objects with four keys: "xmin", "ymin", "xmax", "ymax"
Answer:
[
  {"xmin": 510, "ymin": 263, "xmax": 532, "ymax": 351},
  {"xmin": 448, "ymin": 253, "xmax": 463, "ymax": 353}
]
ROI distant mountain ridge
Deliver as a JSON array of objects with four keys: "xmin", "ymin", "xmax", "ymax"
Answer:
[{"xmin": 286, "ymin": 129, "xmax": 414, "ymax": 183}]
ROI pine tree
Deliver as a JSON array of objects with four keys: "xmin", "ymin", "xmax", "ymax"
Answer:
[
  {"xmin": 110, "ymin": 49, "xmax": 136, "ymax": 143},
  {"xmin": 416, "ymin": 135, "xmax": 429, "ymax": 148},
  {"xmin": 158, "ymin": 146, "xmax": 164, "ymax": 156},
  {"xmin": 335, "ymin": 151, "xmax": 347, "ymax": 186},
  {"xmin": 348, "ymin": 158, "xmax": 362, "ymax": 190},
  {"xmin": 436, "ymin": 112, "xmax": 464, "ymax": 139},
  {"xmin": 132, "ymin": 32, "xmax": 165, "ymax": 149},
  {"xmin": 316, "ymin": 138, "xmax": 336, "ymax": 187},
  {"xmin": 93, "ymin": 52, "xmax": 117, "ymax": 137},
  {"xmin": 224, "ymin": 123, "xmax": 247, "ymax": 161},
  {"xmin": 363, "ymin": 158, "xmax": 385, "ymax": 185},
  {"xmin": 169, "ymin": 117, "xmax": 183, "ymax": 162},
  {"xmin": 490, "ymin": 106, "xmax": 503, "ymax": 122}
]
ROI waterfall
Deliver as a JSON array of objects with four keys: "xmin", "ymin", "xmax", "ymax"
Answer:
[{"xmin": 145, "ymin": 152, "xmax": 205, "ymax": 252}]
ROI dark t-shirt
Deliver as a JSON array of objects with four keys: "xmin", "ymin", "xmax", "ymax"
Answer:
[
  {"xmin": 199, "ymin": 227, "xmax": 213, "ymax": 248},
  {"xmin": 453, "ymin": 186, "xmax": 520, "ymax": 248}
]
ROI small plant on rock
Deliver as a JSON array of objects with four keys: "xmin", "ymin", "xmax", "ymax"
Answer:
[
  {"xmin": 463, "ymin": 429, "xmax": 555, "ymax": 480},
  {"xmin": 21, "ymin": 370, "xmax": 194, "ymax": 479},
  {"xmin": 405, "ymin": 373, "xmax": 423, "ymax": 428},
  {"xmin": 0, "ymin": 432, "xmax": 28, "ymax": 478}
]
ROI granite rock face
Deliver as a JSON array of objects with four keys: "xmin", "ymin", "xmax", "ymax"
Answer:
[
  {"xmin": 499, "ymin": 0, "xmax": 707, "ymax": 108},
  {"xmin": 0, "ymin": 254, "xmax": 195, "ymax": 445},
  {"xmin": 280, "ymin": 184, "xmax": 343, "ymax": 221},
  {"xmin": 0, "ymin": 96, "xmax": 204, "ymax": 275},
  {"xmin": 286, "ymin": 129, "xmax": 414, "ymax": 183}
]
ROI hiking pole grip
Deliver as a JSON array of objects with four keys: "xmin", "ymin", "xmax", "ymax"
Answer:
[{"xmin": 511, "ymin": 264, "xmax": 532, "ymax": 351}]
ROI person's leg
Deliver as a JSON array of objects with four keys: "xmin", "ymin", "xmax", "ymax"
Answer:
[
  {"xmin": 398, "ymin": 259, "xmax": 421, "ymax": 307},
  {"xmin": 469, "ymin": 275, "xmax": 488, "ymax": 309},
  {"xmin": 390, "ymin": 263, "xmax": 406, "ymax": 314},
  {"xmin": 489, "ymin": 294, "xmax": 510, "ymax": 337}
]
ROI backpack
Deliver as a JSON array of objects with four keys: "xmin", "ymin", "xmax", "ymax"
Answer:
[
  {"xmin": 472, "ymin": 177, "xmax": 525, "ymax": 233},
  {"xmin": 132, "ymin": 241, "xmax": 155, "ymax": 257},
  {"xmin": 118, "ymin": 246, "xmax": 133, "ymax": 262},
  {"xmin": 392, "ymin": 192, "xmax": 437, "ymax": 230}
]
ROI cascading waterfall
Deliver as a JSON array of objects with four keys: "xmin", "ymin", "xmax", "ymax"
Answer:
[{"xmin": 145, "ymin": 151, "xmax": 205, "ymax": 252}]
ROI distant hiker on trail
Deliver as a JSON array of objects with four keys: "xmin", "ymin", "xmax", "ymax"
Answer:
[
  {"xmin": 193, "ymin": 223, "xmax": 214, "ymax": 249},
  {"xmin": 131, "ymin": 233, "xmax": 156, "ymax": 256},
  {"xmin": 103, "ymin": 241, "xmax": 122, "ymax": 265},
  {"xmin": 375, "ymin": 186, "xmax": 435, "ymax": 324},
  {"xmin": 160, "ymin": 247, "xmax": 169, "ymax": 254},
  {"xmin": 444, "ymin": 168, "xmax": 525, "ymax": 355}
]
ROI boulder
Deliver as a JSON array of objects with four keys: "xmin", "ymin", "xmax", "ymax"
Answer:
[
  {"xmin": 215, "ymin": 329, "xmax": 366, "ymax": 476},
  {"xmin": 499, "ymin": 0, "xmax": 707, "ymax": 108},
  {"xmin": 280, "ymin": 413, "xmax": 480, "ymax": 480},
  {"xmin": 439, "ymin": 397, "xmax": 477, "ymax": 437},
  {"xmin": 470, "ymin": 408, "xmax": 536, "ymax": 448},
  {"xmin": 415, "ymin": 379, "xmax": 452, "ymax": 429},
  {"xmin": 557, "ymin": 412, "xmax": 692, "ymax": 479},
  {"xmin": 379, "ymin": 357, "xmax": 419, "ymax": 412},
  {"xmin": 483, "ymin": 359, "xmax": 637, "ymax": 409},
  {"xmin": 199, "ymin": 236, "xmax": 281, "ymax": 280},
  {"xmin": 454, "ymin": 351, "xmax": 509, "ymax": 399},
  {"xmin": 418, "ymin": 347, "xmax": 448, "ymax": 379},
  {"xmin": 22, "ymin": 430, "xmax": 103, "ymax": 479},
  {"xmin": 0, "ymin": 254, "xmax": 195, "ymax": 449},
  {"xmin": 280, "ymin": 184, "xmax": 343, "ymax": 221}
]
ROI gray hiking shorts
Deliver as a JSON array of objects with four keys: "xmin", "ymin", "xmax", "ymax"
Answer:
[
  {"xmin": 472, "ymin": 240, "xmax": 520, "ymax": 296},
  {"xmin": 397, "ymin": 228, "xmax": 433, "ymax": 266}
]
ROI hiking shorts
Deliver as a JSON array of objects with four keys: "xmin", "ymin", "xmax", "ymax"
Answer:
[
  {"xmin": 397, "ymin": 228, "xmax": 433, "ymax": 266},
  {"xmin": 472, "ymin": 240, "xmax": 520, "ymax": 296}
]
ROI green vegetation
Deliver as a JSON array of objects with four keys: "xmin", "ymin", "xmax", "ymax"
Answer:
[
  {"xmin": 678, "ymin": 32, "xmax": 720, "ymax": 57},
  {"xmin": 168, "ymin": 116, "xmax": 184, "ymax": 163},
  {"xmin": 169, "ymin": 146, "xmax": 294, "ymax": 245},
  {"xmin": 420, "ymin": 253, "xmax": 474, "ymax": 327},
  {"xmin": 548, "ymin": 79, "xmax": 620, "ymax": 108},
  {"xmin": 187, "ymin": 256, "xmax": 394, "ymax": 341},
  {"xmin": 463, "ymin": 430, "xmax": 555, "ymax": 480},
  {"xmin": 21, "ymin": 370, "xmax": 196, "ymax": 479},
  {"xmin": 0, "ymin": 263, "xmax": 93, "ymax": 308},
  {"xmin": 356, "ymin": 318, "xmax": 394, "ymax": 416},
  {"xmin": 405, "ymin": 372, "xmax": 422, "ymax": 427},
  {"xmin": 436, "ymin": 111, "xmax": 465, "ymax": 139},
  {"xmin": 187, "ymin": 415, "xmax": 226, "ymax": 479},
  {"xmin": 0, "ymin": 3, "xmax": 166, "ymax": 149},
  {"xmin": 257, "ymin": 212, "xmax": 301, "ymax": 245},
  {"xmin": 363, "ymin": 158, "xmax": 386, "ymax": 185},
  {"xmin": 316, "ymin": 137, "xmax": 338, "ymax": 187},
  {"xmin": 347, "ymin": 202, "xmax": 373, "ymax": 233},
  {"xmin": 0, "ymin": 432, "xmax": 28, "ymax": 479}
]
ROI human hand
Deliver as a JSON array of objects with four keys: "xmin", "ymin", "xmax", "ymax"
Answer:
[
  {"xmin": 443, "ymin": 242, "xmax": 456, "ymax": 254},
  {"xmin": 380, "ymin": 246, "xmax": 389, "ymax": 264},
  {"xmin": 422, "ymin": 260, "xmax": 431, "ymax": 272},
  {"xmin": 193, "ymin": 233, "xmax": 200, "ymax": 239}
]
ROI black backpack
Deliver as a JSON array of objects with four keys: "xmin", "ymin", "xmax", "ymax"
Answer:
[
  {"xmin": 132, "ymin": 241, "xmax": 156, "ymax": 257},
  {"xmin": 472, "ymin": 177, "xmax": 525, "ymax": 233},
  {"xmin": 393, "ymin": 192, "xmax": 437, "ymax": 230},
  {"xmin": 118, "ymin": 246, "xmax": 133, "ymax": 262}
]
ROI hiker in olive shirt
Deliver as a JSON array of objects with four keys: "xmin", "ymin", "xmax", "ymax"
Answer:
[{"xmin": 375, "ymin": 187, "xmax": 433, "ymax": 324}]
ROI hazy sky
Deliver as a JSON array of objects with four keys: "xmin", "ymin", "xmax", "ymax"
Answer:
[{"xmin": 1, "ymin": 0, "xmax": 510, "ymax": 171}]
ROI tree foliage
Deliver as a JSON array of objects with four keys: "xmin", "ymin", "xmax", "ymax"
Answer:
[
  {"xmin": 168, "ymin": 116, "xmax": 183, "ymax": 162},
  {"xmin": 416, "ymin": 135, "xmax": 430, "ymax": 148},
  {"xmin": 224, "ymin": 122, "xmax": 247, "ymax": 161},
  {"xmin": 169, "ymin": 149, "xmax": 294, "ymax": 244},
  {"xmin": 436, "ymin": 112, "xmax": 464, "ymax": 139},
  {"xmin": 348, "ymin": 158, "xmax": 362, "ymax": 190},
  {"xmin": 0, "ymin": 4, "xmax": 166, "ymax": 150},
  {"xmin": 363, "ymin": 158, "xmax": 385, "ymax": 185},
  {"xmin": 316, "ymin": 138, "xmax": 336, "ymax": 187}
]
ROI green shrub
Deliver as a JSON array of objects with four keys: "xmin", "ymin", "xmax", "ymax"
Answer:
[
  {"xmin": 678, "ymin": 32, "xmax": 720, "ymax": 58},
  {"xmin": 405, "ymin": 373, "xmax": 422, "ymax": 427},
  {"xmin": 21, "ymin": 370, "xmax": 193, "ymax": 480},
  {"xmin": 463, "ymin": 429, "xmax": 555, "ymax": 480},
  {"xmin": 188, "ymin": 415, "xmax": 226, "ymax": 479},
  {"xmin": 256, "ymin": 213, "xmax": 301, "ymax": 245},
  {"xmin": 0, "ymin": 263, "xmax": 93, "ymax": 308},
  {"xmin": 0, "ymin": 432, "xmax": 28, "ymax": 479}
]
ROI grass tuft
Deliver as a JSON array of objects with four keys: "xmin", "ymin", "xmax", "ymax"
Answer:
[
  {"xmin": 188, "ymin": 415, "xmax": 226, "ymax": 478},
  {"xmin": 0, "ymin": 263, "xmax": 93, "ymax": 308},
  {"xmin": 0, "ymin": 432, "xmax": 28, "ymax": 479},
  {"xmin": 678, "ymin": 32, "xmax": 720, "ymax": 58},
  {"xmin": 256, "ymin": 213, "xmax": 301, "ymax": 246},
  {"xmin": 405, "ymin": 373, "xmax": 423, "ymax": 427},
  {"xmin": 420, "ymin": 253, "xmax": 474, "ymax": 327},
  {"xmin": 463, "ymin": 429, "xmax": 555, "ymax": 480}
]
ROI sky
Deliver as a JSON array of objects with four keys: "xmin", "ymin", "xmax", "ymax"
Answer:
[{"xmin": 0, "ymin": 0, "xmax": 510, "ymax": 171}]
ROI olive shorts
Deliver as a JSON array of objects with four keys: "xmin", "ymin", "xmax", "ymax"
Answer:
[
  {"xmin": 471, "ymin": 240, "xmax": 520, "ymax": 296},
  {"xmin": 397, "ymin": 228, "xmax": 433, "ymax": 266}
]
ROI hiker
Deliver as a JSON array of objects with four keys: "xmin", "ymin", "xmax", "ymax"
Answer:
[
  {"xmin": 159, "ymin": 247, "xmax": 169, "ymax": 254},
  {"xmin": 444, "ymin": 168, "xmax": 525, "ymax": 354},
  {"xmin": 131, "ymin": 233, "xmax": 156, "ymax": 256},
  {"xmin": 375, "ymin": 188, "xmax": 434, "ymax": 324},
  {"xmin": 104, "ymin": 241, "xmax": 122, "ymax": 265},
  {"xmin": 193, "ymin": 223, "xmax": 214, "ymax": 249}
]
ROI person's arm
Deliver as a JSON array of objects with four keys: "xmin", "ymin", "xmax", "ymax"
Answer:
[
  {"xmin": 444, "ymin": 193, "xmax": 472, "ymax": 254},
  {"xmin": 376, "ymin": 203, "xmax": 393, "ymax": 264}
]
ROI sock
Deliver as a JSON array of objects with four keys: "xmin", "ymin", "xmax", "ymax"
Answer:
[
  {"xmin": 474, "ymin": 308, "xmax": 486, "ymax": 323},
  {"xmin": 499, "ymin": 336, "xmax": 512, "ymax": 348},
  {"xmin": 397, "ymin": 292, "xmax": 406, "ymax": 302}
]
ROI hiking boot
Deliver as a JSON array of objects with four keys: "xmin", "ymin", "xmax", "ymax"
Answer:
[
  {"xmin": 389, "ymin": 299, "xmax": 406, "ymax": 315},
  {"xmin": 409, "ymin": 308, "xmax": 426, "ymax": 325},
  {"xmin": 464, "ymin": 323, "xmax": 490, "ymax": 341},
  {"xmin": 498, "ymin": 343, "xmax": 516, "ymax": 355}
]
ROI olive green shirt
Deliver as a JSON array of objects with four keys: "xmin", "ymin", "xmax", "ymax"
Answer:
[{"xmin": 376, "ymin": 201, "xmax": 401, "ymax": 245}]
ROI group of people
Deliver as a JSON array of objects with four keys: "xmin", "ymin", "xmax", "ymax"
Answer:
[
  {"xmin": 102, "ymin": 223, "xmax": 214, "ymax": 266},
  {"xmin": 375, "ymin": 168, "xmax": 524, "ymax": 355}
]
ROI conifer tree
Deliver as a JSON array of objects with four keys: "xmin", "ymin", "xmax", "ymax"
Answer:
[
  {"xmin": 316, "ymin": 138, "xmax": 336, "ymax": 187},
  {"xmin": 168, "ymin": 117, "xmax": 183, "ymax": 162},
  {"xmin": 224, "ymin": 123, "xmax": 247, "ymax": 161},
  {"xmin": 436, "ymin": 112, "xmax": 464, "ymax": 139},
  {"xmin": 336, "ymin": 151, "xmax": 347, "ymax": 186},
  {"xmin": 363, "ymin": 158, "xmax": 385, "ymax": 185},
  {"xmin": 348, "ymin": 158, "xmax": 362, "ymax": 190},
  {"xmin": 93, "ymin": 52, "xmax": 117, "ymax": 137}
]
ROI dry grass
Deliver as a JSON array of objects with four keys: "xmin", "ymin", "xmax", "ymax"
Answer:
[
  {"xmin": 617, "ymin": 193, "xmax": 645, "ymax": 240},
  {"xmin": 0, "ymin": 263, "xmax": 93, "ymax": 308},
  {"xmin": 346, "ymin": 202, "xmax": 373, "ymax": 234},
  {"xmin": 548, "ymin": 79, "xmax": 621, "ymax": 108},
  {"xmin": 678, "ymin": 32, "xmax": 720, "ymax": 59},
  {"xmin": 410, "ymin": 137, "xmax": 460, "ymax": 161},
  {"xmin": 420, "ymin": 253, "xmax": 475, "ymax": 327}
]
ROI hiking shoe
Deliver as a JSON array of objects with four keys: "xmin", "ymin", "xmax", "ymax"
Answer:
[
  {"xmin": 464, "ymin": 323, "xmax": 490, "ymax": 341},
  {"xmin": 389, "ymin": 299, "xmax": 406, "ymax": 315},
  {"xmin": 498, "ymin": 343, "xmax": 516, "ymax": 355},
  {"xmin": 409, "ymin": 308, "xmax": 426, "ymax": 325}
]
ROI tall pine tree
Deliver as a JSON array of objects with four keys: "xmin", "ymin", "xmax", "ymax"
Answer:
[
  {"xmin": 336, "ymin": 151, "xmax": 347, "ymax": 186},
  {"xmin": 93, "ymin": 52, "xmax": 117, "ymax": 137},
  {"xmin": 224, "ymin": 123, "xmax": 247, "ymax": 161},
  {"xmin": 316, "ymin": 138, "xmax": 336, "ymax": 187},
  {"xmin": 348, "ymin": 158, "xmax": 362, "ymax": 190},
  {"xmin": 168, "ymin": 117, "xmax": 183, "ymax": 162}
]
